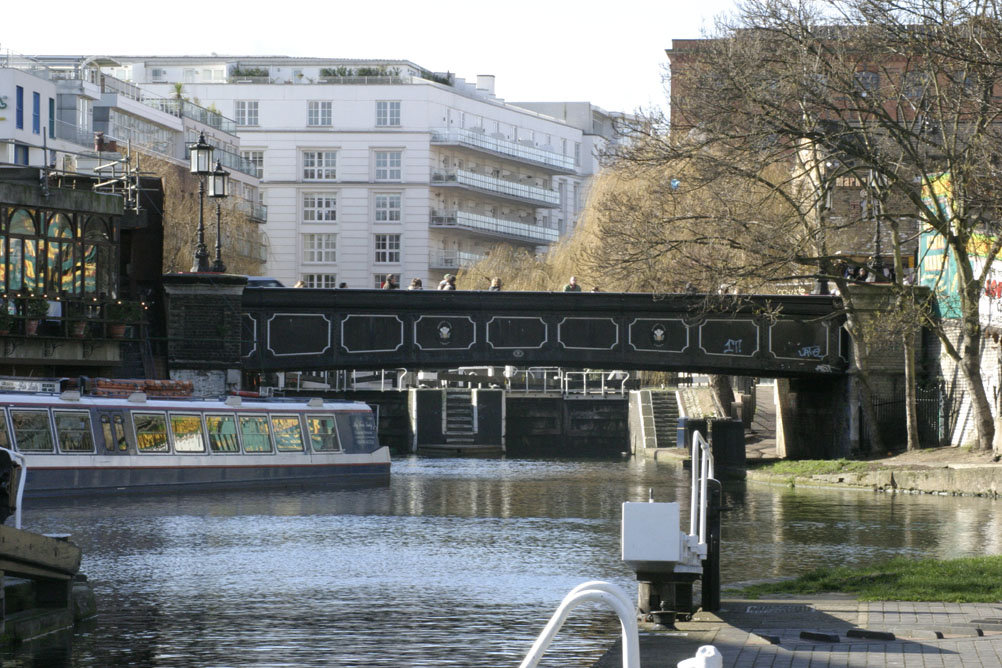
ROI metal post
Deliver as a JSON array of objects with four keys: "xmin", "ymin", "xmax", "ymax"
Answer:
[
  {"xmin": 701, "ymin": 478, "xmax": 722, "ymax": 612},
  {"xmin": 191, "ymin": 177, "xmax": 210, "ymax": 272},
  {"xmin": 211, "ymin": 200, "xmax": 226, "ymax": 273}
]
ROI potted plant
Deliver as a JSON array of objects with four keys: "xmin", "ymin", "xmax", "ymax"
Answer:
[
  {"xmin": 65, "ymin": 302, "xmax": 89, "ymax": 339},
  {"xmin": 22, "ymin": 297, "xmax": 50, "ymax": 336},
  {"xmin": 106, "ymin": 300, "xmax": 143, "ymax": 338}
]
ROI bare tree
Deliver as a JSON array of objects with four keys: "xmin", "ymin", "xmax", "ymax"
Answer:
[{"xmin": 601, "ymin": 0, "xmax": 1002, "ymax": 453}]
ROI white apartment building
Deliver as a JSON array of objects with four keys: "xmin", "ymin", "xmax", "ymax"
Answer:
[
  {"xmin": 1, "ymin": 53, "xmax": 266, "ymax": 267},
  {"xmin": 108, "ymin": 57, "xmax": 617, "ymax": 289}
]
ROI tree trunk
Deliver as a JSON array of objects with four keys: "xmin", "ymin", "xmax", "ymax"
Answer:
[
  {"xmin": 960, "ymin": 330, "xmax": 995, "ymax": 451},
  {"xmin": 891, "ymin": 222, "xmax": 920, "ymax": 452},
  {"xmin": 708, "ymin": 375, "xmax": 735, "ymax": 419}
]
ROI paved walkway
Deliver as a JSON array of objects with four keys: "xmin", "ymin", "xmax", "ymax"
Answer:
[{"xmin": 594, "ymin": 595, "xmax": 1002, "ymax": 667}]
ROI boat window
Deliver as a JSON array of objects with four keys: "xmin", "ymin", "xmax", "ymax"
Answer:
[
  {"xmin": 239, "ymin": 415, "xmax": 272, "ymax": 453},
  {"xmin": 100, "ymin": 414, "xmax": 128, "ymax": 451},
  {"xmin": 133, "ymin": 412, "xmax": 169, "ymax": 453},
  {"xmin": 270, "ymin": 415, "xmax": 305, "ymax": 452},
  {"xmin": 10, "ymin": 409, "xmax": 54, "ymax": 452},
  {"xmin": 0, "ymin": 410, "xmax": 9, "ymax": 449},
  {"xmin": 306, "ymin": 414, "xmax": 340, "ymax": 452},
  {"xmin": 170, "ymin": 414, "xmax": 207, "ymax": 453},
  {"xmin": 335, "ymin": 412, "xmax": 379, "ymax": 454},
  {"xmin": 205, "ymin": 414, "xmax": 240, "ymax": 453},
  {"xmin": 54, "ymin": 410, "xmax": 95, "ymax": 453}
]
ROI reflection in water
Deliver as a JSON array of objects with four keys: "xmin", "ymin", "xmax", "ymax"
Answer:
[{"xmin": 6, "ymin": 456, "xmax": 1001, "ymax": 667}]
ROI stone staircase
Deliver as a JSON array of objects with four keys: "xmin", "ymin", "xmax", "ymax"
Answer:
[
  {"xmin": 444, "ymin": 389, "xmax": 476, "ymax": 447},
  {"xmin": 650, "ymin": 391, "xmax": 680, "ymax": 448}
]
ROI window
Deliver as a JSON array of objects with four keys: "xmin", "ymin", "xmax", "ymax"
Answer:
[
  {"xmin": 0, "ymin": 410, "xmax": 11, "ymax": 449},
  {"xmin": 307, "ymin": 415, "xmax": 341, "ymax": 451},
  {"xmin": 374, "ymin": 193, "xmax": 401, "ymax": 222},
  {"xmin": 133, "ymin": 413, "xmax": 169, "ymax": 453},
  {"xmin": 303, "ymin": 233, "xmax": 337, "ymax": 263},
  {"xmin": 239, "ymin": 415, "xmax": 272, "ymax": 452},
  {"xmin": 374, "ymin": 233, "xmax": 401, "ymax": 263},
  {"xmin": 15, "ymin": 86, "xmax": 23, "ymax": 130},
  {"xmin": 234, "ymin": 100, "xmax": 259, "ymax": 126},
  {"xmin": 303, "ymin": 150, "xmax": 337, "ymax": 180},
  {"xmin": 170, "ymin": 414, "xmax": 207, "ymax": 453},
  {"xmin": 308, "ymin": 101, "xmax": 332, "ymax": 126},
  {"xmin": 241, "ymin": 150, "xmax": 264, "ymax": 178},
  {"xmin": 151, "ymin": 68, "xmax": 167, "ymax": 82},
  {"xmin": 32, "ymin": 92, "xmax": 40, "ymax": 134},
  {"xmin": 302, "ymin": 273, "xmax": 337, "ymax": 288},
  {"xmin": 303, "ymin": 192, "xmax": 337, "ymax": 222},
  {"xmin": 271, "ymin": 415, "xmax": 305, "ymax": 452},
  {"xmin": 374, "ymin": 150, "xmax": 402, "ymax": 181},
  {"xmin": 10, "ymin": 409, "xmax": 53, "ymax": 452},
  {"xmin": 855, "ymin": 71, "xmax": 880, "ymax": 95},
  {"xmin": 54, "ymin": 411, "xmax": 94, "ymax": 453},
  {"xmin": 13, "ymin": 145, "xmax": 29, "ymax": 166},
  {"xmin": 574, "ymin": 142, "xmax": 581, "ymax": 167},
  {"xmin": 100, "ymin": 414, "xmax": 128, "ymax": 452},
  {"xmin": 48, "ymin": 98, "xmax": 55, "ymax": 139},
  {"xmin": 376, "ymin": 101, "xmax": 400, "ymax": 127},
  {"xmin": 205, "ymin": 414, "xmax": 240, "ymax": 452}
]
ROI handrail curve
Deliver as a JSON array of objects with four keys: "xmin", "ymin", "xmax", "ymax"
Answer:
[{"xmin": 519, "ymin": 580, "xmax": 640, "ymax": 668}]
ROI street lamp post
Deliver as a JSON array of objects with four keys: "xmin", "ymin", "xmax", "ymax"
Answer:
[
  {"xmin": 189, "ymin": 132, "xmax": 214, "ymax": 273},
  {"xmin": 208, "ymin": 159, "xmax": 230, "ymax": 273}
]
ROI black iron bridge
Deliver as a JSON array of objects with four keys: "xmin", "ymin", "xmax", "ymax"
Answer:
[{"xmin": 239, "ymin": 289, "xmax": 847, "ymax": 376}]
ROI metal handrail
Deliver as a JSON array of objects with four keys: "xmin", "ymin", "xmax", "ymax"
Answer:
[
  {"xmin": 689, "ymin": 431, "xmax": 715, "ymax": 545},
  {"xmin": 519, "ymin": 580, "xmax": 640, "ymax": 668},
  {"xmin": 0, "ymin": 447, "xmax": 27, "ymax": 530},
  {"xmin": 560, "ymin": 370, "xmax": 631, "ymax": 397}
]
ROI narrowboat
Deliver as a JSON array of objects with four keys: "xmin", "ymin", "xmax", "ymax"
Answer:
[{"xmin": 0, "ymin": 377, "xmax": 390, "ymax": 496}]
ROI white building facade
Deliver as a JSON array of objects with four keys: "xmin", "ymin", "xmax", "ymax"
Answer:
[{"xmin": 112, "ymin": 57, "xmax": 613, "ymax": 289}]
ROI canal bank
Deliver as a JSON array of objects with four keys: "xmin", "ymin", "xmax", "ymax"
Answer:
[{"xmin": 746, "ymin": 447, "xmax": 1002, "ymax": 498}]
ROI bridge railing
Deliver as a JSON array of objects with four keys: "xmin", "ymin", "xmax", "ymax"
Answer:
[{"xmin": 507, "ymin": 367, "xmax": 630, "ymax": 397}]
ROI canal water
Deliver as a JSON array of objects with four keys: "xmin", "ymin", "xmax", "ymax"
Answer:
[{"xmin": 8, "ymin": 455, "xmax": 1002, "ymax": 667}]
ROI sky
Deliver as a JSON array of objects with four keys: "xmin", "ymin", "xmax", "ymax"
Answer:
[{"xmin": 3, "ymin": 0, "xmax": 738, "ymax": 114}]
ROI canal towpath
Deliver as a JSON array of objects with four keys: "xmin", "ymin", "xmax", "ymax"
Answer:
[{"xmin": 593, "ymin": 594, "xmax": 1002, "ymax": 668}]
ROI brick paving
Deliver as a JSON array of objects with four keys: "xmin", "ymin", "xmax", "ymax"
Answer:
[{"xmin": 593, "ymin": 596, "xmax": 1002, "ymax": 668}]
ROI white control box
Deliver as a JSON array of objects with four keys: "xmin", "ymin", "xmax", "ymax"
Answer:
[{"xmin": 621, "ymin": 501, "xmax": 681, "ymax": 573}]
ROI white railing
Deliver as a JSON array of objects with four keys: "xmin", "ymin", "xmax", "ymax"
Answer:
[
  {"xmin": 690, "ymin": 430, "xmax": 715, "ymax": 546},
  {"xmin": 560, "ymin": 371, "xmax": 631, "ymax": 397},
  {"xmin": 428, "ymin": 250, "xmax": 485, "ymax": 269},
  {"xmin": 0, "ymin": 448, "xmax": 27, "ymax": 530},
  {"xmin": 519, "ymin": 580, "xmax": 640, "ymax": 668},
  {"xmin": 430, "ymin": 128, "xmax": 576, "ymax": 172},
  {"xmin": 430, "ymin": 210, "xmax": 559, "ymax": 243},
  {"xmin": 431, "ymin": 169, "xmax": 560, "ymax": 206}
]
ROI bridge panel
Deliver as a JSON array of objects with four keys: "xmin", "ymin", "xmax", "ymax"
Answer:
[{"xmin": 239, "ymin": 289, "xmax": 848, "ymax": 377}]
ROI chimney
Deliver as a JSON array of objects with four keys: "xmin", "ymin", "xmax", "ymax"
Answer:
[{"xmin": 476, "ymin": 75, "xmax": 495, "ymax": 96}]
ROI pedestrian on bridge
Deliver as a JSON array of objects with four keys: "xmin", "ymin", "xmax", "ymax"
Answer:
[
  {"xmin": 408, "ymin": 278, "xmax": 423, "ymax": 290},
  {"xmin": 489, "ymin": 277, "xmax": 502, "ymax": 291},
  {"xmin": 438, "ymin": 274, "xmax": 456, "ymax": 290},
  {"xmin": 382, "ymin": 275, "xmax": 399, "ymax": 289},
  {"xmin": 562, "ymin": 276, "xmax": 581, "ymax": 292}
]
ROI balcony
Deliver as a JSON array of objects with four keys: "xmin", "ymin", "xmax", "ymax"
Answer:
[
  {"xmin": 428, "ymin": 250, "xmax": 486, "ymax": 270},
  {"xmin": 431, "ymin": 169, "xmax": 560, "ymax": 207},
  {"xmin": 236, "ymin": 198, "xmax": 268, "ymax": 223},
  {"xmin": 53, "ymin": 119, "xmax": 94, "ymax": 147},
  {"xmin": 430, "ymin": 210, "xmax": 559, "ymax": 244},
  {"xmin": 143, "ymin": 98, "xmax": 237, "ymax": 135},
  {"xmin": 431, "ymin": 128, "xmax": 576, "ymax": 173}
]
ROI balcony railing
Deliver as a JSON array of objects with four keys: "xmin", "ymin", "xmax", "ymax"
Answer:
[
  {"xmin": 53, "ymin": 119, "xmax": 94, "ymax": 147},
  {"xmin": 236, "ymin": 198, "xmax": 268, "ymax": 223},
  {"xmin": 144, "ymin": 98, "xmax": 237, "ymax": 135},
  {"xmin": 430, "ymin": 210, "xmax": 559, "ymax": 244},
  {"xmin": 431, "ymin": 128, "xmax": 576, "ymax": 172},
  {"xmin": 428, "ymin": 250, "xmax": 485, "ymax": 269},
  {"xmin": 431, "ymin": 169, "xmax": 560, "ymax": 207}
]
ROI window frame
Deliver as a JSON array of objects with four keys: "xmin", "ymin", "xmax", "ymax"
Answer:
[
  {"xmin": 302, "ymin": 232, "xmax": 337, "ymax": 264},
  {"xmin": 302, "ymin": 273, "xmax": 338, "ymax": 289},
  {"xmin": 10, "ymin": 408, "xmax": 54, "ymax": 453},
  {"xmin": 302, "ymin": 192, "xmax": 337, "ymax": 223},
  {"xmin": 376, "ymin": 100, "xmax": 401, "ymax": 127},
  {"xmin": 374, "ymin": 150, "xmax": 402, "ymax": 182},
  {"xmin": 169, "ymin": 412, "xmax": 208, "ymax": 454},
  {"xmin": 302, "ymin": 150, "xmax": 337, "ymax": 181},
  {"xmin": 53, "ymin": 409, "xmax": 96, "ymax": 453},
  {"xmin": 373, "ymin": 233, "xmax": 402, "ymax": 264},
  {"xmin": 307, "ymin": 100, "xmax": 333, "ymax": 127},
  {"xmin": 374, "ymin": 193, "xmax": 402, "ymax": 223},
  {"xmin": 132, "ymin": 411, "xmax": 170, "ymax": 454},
  {"xmin": 234, "ymin": 100, "xmax": 260, "ymax": 126}
]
